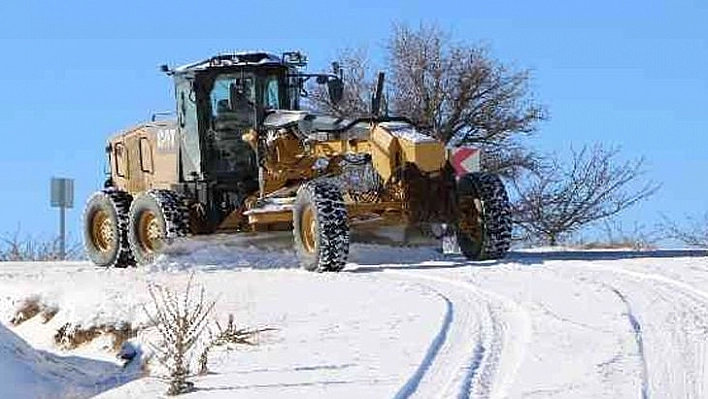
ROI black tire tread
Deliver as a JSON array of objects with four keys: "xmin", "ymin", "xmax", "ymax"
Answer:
[
  {"xmin": 457, "ymin": 172, "xmax": 512, "ymax": 260},
  {"xmin": 83, "ymin": 189, "xmax": 135, "ymax": 268},
  {"xmin": 128, "ymin": 189, "xmax": 189, "ymax": 265},
  {"xmin": 294, "ymin": 180, "xmax": 350, "ymax": 272},
  {"xmin": 144, "ymin": 189, "xmax": 190, "ymax": 239}
]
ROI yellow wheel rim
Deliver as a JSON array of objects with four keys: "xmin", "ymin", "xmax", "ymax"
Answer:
[
  {"xmin": 300, "ymin": 206, "xmax": 317, "ymax": 253},
  {"xmin": 91, "ymin": 210, "xmax": 115, "ymax": 253},
  {"xmin": 138, "ymin": 211, "xmax": 163, "ymax": 253}
]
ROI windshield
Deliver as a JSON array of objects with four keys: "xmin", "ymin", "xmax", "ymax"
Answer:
[{"xmin": 210, "ymin": 73, "xmax": 256, "ymax": 130}]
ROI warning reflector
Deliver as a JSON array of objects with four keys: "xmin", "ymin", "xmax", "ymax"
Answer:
[{"xmin": 450, "ymin": 146, "xmax": 481, "ymax": 176}]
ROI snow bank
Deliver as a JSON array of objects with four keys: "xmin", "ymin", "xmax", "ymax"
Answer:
[{"xmin": 0, "ymin": 322, "xmax": 136, "ymax": 399}]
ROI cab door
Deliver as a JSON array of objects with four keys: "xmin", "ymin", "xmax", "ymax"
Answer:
[{"xmin": 176, "ymin": 78, "xmax": 201, "ymax": 180}]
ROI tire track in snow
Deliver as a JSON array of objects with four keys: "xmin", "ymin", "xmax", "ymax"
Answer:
[
  {"xmin": 608, "ymin": 287, "xmax": 649, "ymax": 399},
  {"xmin": 457, "ymin": 343, "xmax": 485, "ymax": 399},
  {"xmin": 605, "ymin": 271, "xmax": 708, "ymax": 399},
  {"xmin": 465, "ymin": 302, "xmax": 504, "ymax": 399},
  {"xmin": 394, "ymin": 292, "xmax": 454, "ymax": 399},
  {"xmin": 585, "ymin": 265, "xmax": 708, "ymax": 303},
  {"xmin": 383, "ymin": 273, "xmax": 484, "ymax": 399},
  {"xmin": 564, "ymin": 263, "xmax": 708, "ymax": 398},
  {"xmin": 384, "ymin": 270, "xmax": 532, "ymax": 399}
]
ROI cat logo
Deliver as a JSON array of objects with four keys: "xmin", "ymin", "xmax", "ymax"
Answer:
[{"xmin": 157, "ymin": 128, "xmax": 177, "ymax": 152}]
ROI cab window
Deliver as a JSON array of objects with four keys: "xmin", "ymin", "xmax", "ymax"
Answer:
[
  {"xmin": 210, "ymin": 74, "xmax": 255, "ymax": 129},
  {"xmin": 263, "ymin": 76, "xmax": 280, "ymax": 109}
]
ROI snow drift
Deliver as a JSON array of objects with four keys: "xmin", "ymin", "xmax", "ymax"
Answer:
[{"xmin": 0, "ymin": 321, "xmax": 137, "ymax": 399}]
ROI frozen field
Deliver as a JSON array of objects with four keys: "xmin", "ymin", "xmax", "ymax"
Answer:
[{"xmin": 0, "ymin": 243, "xmax": 707, "ymax": 398}]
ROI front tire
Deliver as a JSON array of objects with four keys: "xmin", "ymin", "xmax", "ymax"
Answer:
[
  {"xmin": 455, "ymin": 172, "xmax": 512, "ymax": 260},
  {"xmin": 128, "ymin": 190, "xmax": 189, "ymax": 265},
  {"xmin": 83, "ymin": 189, "xmax": 135, "ymax": 268},
  {"xmin": 293, "ymin": 180, "xmax": 350, "ymax": 272}
]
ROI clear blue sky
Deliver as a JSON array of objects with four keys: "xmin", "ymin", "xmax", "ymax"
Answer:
[{"xmin": 0, "ymin": 0, "xmax": 706, "ymax": 242}]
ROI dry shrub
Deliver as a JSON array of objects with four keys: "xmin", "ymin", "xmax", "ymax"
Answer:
[
  {"xmin": 54, "ymin": 322, "xmax": 137, "ymax": 351},
  {"xmin": 142, "ymin": 274, "xmax": 216, "ymax": 396},
  {"xmin": 10, "ymin": 298, "xmax": 42, "ymax": 325},
  {"xmin": 197, "ymin": 314, "xmax": 274, "ymax": 375},
  {"xmin": 142, "ymin": 275, "xmax": 272, "ymax": 395},
  {"xmin": 41, "ymin": 307, "xmax": 59, "ymax": 323},
  {"xmin": 0, "ymin": 229, "xmax": 82, "ymax": 261},
  {"xmin": 572, "ymin": 221, "xmax": 658, "ymax": 251},
  {"xmin": 10, "ymin": 296, "xmax": 59, "ymax": 325}
]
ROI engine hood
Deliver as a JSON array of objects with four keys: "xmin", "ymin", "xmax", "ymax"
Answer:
[
  {"xmin": 263, "ymin": 110, "xmax": 351, "ymax": 130},
  {"xmin": 263, "ymin": 110, "xmax": 369, "ymax": 139}
]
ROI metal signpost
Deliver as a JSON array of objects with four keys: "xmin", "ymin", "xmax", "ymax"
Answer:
[{"xmin": 50, "ymin": 177, "xmax": 74, "ymax": 260}]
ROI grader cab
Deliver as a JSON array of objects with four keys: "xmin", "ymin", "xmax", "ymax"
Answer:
[{"xmin": 83, "ymin": 51, "xmax": 512, "ymax": 271}]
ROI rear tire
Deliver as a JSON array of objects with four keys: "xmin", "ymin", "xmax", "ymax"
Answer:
[
  {"xmin": 83, "ymin": 189, "xmax": 135, "ymax": 268},
  {"xmin": 455, "ymin": 172, "xmax": 512, "ymax": 260},
  {"xmin": 128, "ymin": 190, "xmax": 189, "ymax": 265},
  {"xmin": 293, "ymin": 180, "xmax": 350, "ymax": 272}
]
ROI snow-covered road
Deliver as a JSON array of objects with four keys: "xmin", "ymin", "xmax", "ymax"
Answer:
[{"xmin": 0, "ymin": 244, "xmax": 707, "ymax": 398}]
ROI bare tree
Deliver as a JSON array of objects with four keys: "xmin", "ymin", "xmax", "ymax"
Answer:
[
  {"xmin": 309, "ymin": 48, "xmax": 373, "ymax": 119},
  {"xmin": 481, "ymin": 140, "xmax": 544, "ymax": 180},
  {"xmin": 142, "ymin": 274, "xmax": 216, "ymax": 395},
  {"xmin": 511, "ymin": 144, "xmax": 660, "ymax": 246},
  {"xmin": 661, "ymin": 213, "xmax": 708, "ymax": 248},
  {"xmin": 308, "ymin": 24, "xmax": 545, "ymax": 178},
  {"xmin": 387, "ymin": 24, "xmax": 545, "ymax": 145}
]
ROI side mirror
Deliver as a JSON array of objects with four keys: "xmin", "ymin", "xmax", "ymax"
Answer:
[
  {"xmin": 327, "ymin": 78, "xmax": 344, "ymax": 105},
  {"xmin": 159, "ymin": 64, "xmax": 173, "ymax": 75}
]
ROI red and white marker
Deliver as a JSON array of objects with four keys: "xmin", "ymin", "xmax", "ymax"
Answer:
[{"xmin": 449, "ymin": 146, "xmax": 481, "ymax": 176}]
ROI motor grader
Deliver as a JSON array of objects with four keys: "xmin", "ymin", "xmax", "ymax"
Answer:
[{"xmin": 83, "ymin": 51, "xmax": 512, "ymax": 272}]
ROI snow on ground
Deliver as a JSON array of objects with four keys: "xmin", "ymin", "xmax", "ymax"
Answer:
[
  {"xmin": 0, "ymin": 321, "xmax": 140, "ymax": 399},
  {"xmin": 0, "ymin": 244, "xmax": 707, "ymax": 398}
]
